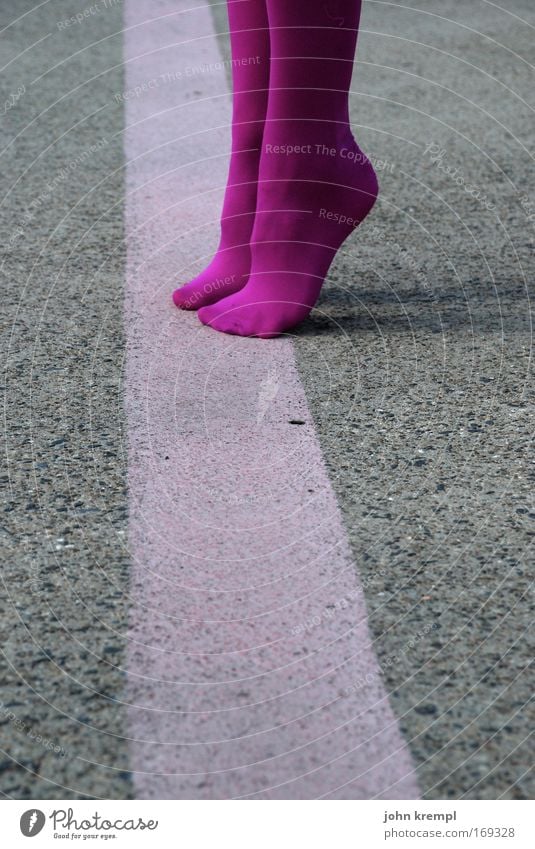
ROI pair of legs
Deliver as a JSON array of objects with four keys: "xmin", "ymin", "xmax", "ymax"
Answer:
[{"xmin": 173, "ymin": 0, "xmax": 378, "ymax": 338}]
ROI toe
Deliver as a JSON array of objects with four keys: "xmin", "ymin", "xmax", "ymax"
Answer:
[
  {"xmin": 198, "ymin": 298, "xmax": 286, "ymax": 338},
  {"xmin": 173, "ymin": 286, "xmax": 197, "ymax": 310},
  {"xmin": 198, "ymin": 304, "xmax": 216, "ymax": 325},
  {"xmin": 198, "ymin": 303, "xmax": 247, "ymax": 336}
]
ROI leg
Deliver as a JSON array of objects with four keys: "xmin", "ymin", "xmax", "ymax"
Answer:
[
  {"xmin": 173, "ymin": 0, "xmax": 270, "ymax": 309},
  {"xmin": 199, "ymin": 0, "xmax": 378, "ymax": 337}
]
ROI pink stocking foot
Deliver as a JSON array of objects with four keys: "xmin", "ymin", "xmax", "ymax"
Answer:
[
  {"xmin": 172, "ymin": 0, "xmax": 269, "ymax": 311},
  {"xmin": 199, "ymin": 136, "xmax": 378, "ymax": 338}
]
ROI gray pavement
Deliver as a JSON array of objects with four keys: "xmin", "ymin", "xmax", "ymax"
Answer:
[
  {"xmin": 0, "ymin": 0, "xmax": 533, "ymax": 799},
  {"xmin": 1, "ymin": 0, "xmax": 131, "ymax": 798}
]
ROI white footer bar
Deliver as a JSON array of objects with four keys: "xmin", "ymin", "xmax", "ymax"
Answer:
[{"xmin": 4, "ymin": 799, "xmax": 533, "ymax": 848}]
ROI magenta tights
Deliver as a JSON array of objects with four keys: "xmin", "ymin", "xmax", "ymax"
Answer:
[{"xmin": 173, "ymin": 0, "xmax": 378, "ymax": 338}]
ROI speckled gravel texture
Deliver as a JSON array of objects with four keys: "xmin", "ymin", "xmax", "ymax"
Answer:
[
  {"xmin": 0, "ymin": 0, "xmax": 132, "ymax": 798},
  {"xmin": 0, "ymin": 0, "xmax": 533, "ymax": 801}
]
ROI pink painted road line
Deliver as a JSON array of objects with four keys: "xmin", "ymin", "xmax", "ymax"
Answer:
[{"xmin": 123, "ymin": 0, "xmax": 420, "ymax": 799}]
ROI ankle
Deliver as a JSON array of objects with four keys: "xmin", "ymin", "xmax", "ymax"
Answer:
[{"xmin": 260, "ymin": 128, "xmax": 376, "ymax": 188}]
